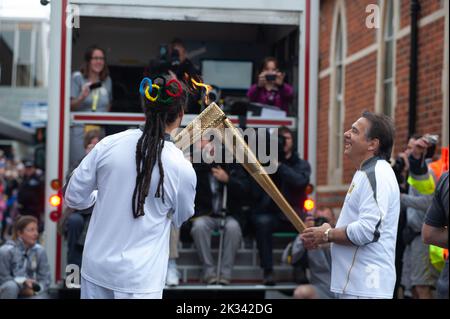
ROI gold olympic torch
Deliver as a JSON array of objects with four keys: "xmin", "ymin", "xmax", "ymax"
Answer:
[{"xmin": 174, "ymin": 103, "xmax": 306, "ymax": 233}]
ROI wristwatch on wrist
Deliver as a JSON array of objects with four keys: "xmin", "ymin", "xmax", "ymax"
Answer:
[{"xmin": 324, "ymin": 228, "xmax": 332, "ymax": 243}]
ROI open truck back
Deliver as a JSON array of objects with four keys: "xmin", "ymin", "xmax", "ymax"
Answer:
[{"xmin": 45, "ymin": 0, "xmax": 319, "ymax": 285}]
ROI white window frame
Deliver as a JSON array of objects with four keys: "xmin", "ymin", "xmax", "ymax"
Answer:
[
  {"xmin": 375, "ymin": 0, "xmax": 399, "ymax": 118},
  {"xmin": 443, "ymin": 0, "xmax": 449, "ymax": 146},
  {"xmin": 0, "ymin": 21, "xmax": 39, "ymax": 87},
  {"xmin": 328, "ymin": 0, "xmax": 347, "ymax": 185}
]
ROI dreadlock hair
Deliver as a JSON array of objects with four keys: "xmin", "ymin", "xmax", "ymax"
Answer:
[{"xmin": 132, "ymin": 76, "xmax": 187, "ymax": 218}]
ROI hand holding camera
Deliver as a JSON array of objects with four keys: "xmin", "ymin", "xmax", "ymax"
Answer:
[
  {"xmin": 274, "ymin": 71, "xmax": 285, "ymax": 86},
  {"xmin": 80, "ymin": 83, "xmax": 91, "ymax": 100},
  {"xmin": 411, "ymin": 134, "xmax": 439, "ymax": 160}
]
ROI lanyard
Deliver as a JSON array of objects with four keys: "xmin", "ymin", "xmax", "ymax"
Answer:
[{"xmin": 91, "ymin": 89, "xmax": 99, "ymax": 112}]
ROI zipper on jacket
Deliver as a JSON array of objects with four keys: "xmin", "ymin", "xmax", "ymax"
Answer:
[{"xmin": 342, "ymin": 247, "xmax": 359, "ymax": 294}]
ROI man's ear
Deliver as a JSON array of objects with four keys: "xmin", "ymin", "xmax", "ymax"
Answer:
[{"xmin": 368, "ymin": 138, "xmax": 380, "ymax": 153}]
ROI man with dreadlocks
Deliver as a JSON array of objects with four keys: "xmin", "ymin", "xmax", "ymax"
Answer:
[{"xmin": 64, "ymin": 76, "xmax": 196, "ymax": 299}]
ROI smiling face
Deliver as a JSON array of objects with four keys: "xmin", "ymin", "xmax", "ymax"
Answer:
[
  {"xmin": 89, "ymin": 49, "xmax": 105, "ymax": 75},
  {"xmin": 344, "ymin": 117, "xmax": 377, "ymax": 166},
  {"xmin": 18, "ymin": 222, "xmax": 39, "ymax": 248}
]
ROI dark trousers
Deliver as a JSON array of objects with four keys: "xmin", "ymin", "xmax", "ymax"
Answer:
[
  {"xmin": 251, "ymin": 211, "xmax": 295, "ymax": 271},
  {"xmin": 66, "ymin": 213, "xmax": 85, "ymax": 268}
]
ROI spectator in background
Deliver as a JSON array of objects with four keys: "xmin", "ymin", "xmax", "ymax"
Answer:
[
  {"xmin": 59, "ymin": 129, "xmax": 102, "ymax": 268},
  {"xmin": 400, "ymin": 136, "xmax": 439, "ymax": 299},
  {"xmin": 391, "ymin": 135, "xmax": 420, "ymax": 298},
  {"xmin": 190, "ymin": 139, "xmax": 250, "ymax": 285},
  {"xmin": 250, "ymin": 126, "xmax": 311, "ymax": 285},
  {"xmin": 70, "ymin": 45, "xmax": 112, "ymax": 168},
  {"xmin": 0, "ymin": 160, "xmax": 6, "ymax": 242},
  {"xmin": 247, "ymin": 57, "xmax": 293, "ymax": 114},
  {"xmin": 0, "ymin": 216, "xmax": 51, "ymax": 299},
  {"xmin": 169, "ymin": 38, "xmax": 203, "ymax": 114},
  {"xmin": 16, "ymin": 160, "xmax": 44, "ymax": 232},
  {"xmin": 422, "ymin": 172, "xmax": 449, "ymax": 299},
  {"xmin": 1, "ymin": 161, "xmax": 21, "ymax": 242},
  {"xmin": 283, "ymin": 207, "xmax": 337, "ymax": 299}
]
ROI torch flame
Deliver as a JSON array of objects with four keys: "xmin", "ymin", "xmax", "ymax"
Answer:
[{"xmin": 190, "ymin": 77, "xmax": 213, "ymax": 105}]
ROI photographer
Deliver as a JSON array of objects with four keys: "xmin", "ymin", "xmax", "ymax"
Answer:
[
  {"xmin": 400, "ymin": 135, "xmax": 439, "ymax": 299},
  {"xmin": 70, "ymin": 45, "xmax": 112, "ymax": 168},
  {"xmin": 391, "ymin": 135, "xmax": 420, "ymax": 297},
  {"xmin": 250, "ymin": 126, "xmax": 311, "ymax": 285},
  {"xmin": 189, "ymin": 138, "xmax": 250, "ymax": 285},
  {"xmin": 247, "ymin": 57, "xmax": 293, "ymax": 113},
  {"xmin": 150, "ymin": 39, "xmax": 202, "ymax": 114},
  {"xmin": 282, "ymin": 207, "xmax": 336, "ymax": 299}
]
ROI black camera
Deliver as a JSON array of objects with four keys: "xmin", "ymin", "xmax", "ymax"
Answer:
[
  {"xmin": 89, "ymin": 81, "xmax": 102, "ymax": 90},
  {"xmin": 424, "ymin": 134, "xmax": 438, "ymax": 159},
  {"xmin": 32, "ymin": 282, "xmax": 41, "ymax": 292},
  {"xmin": 148, "ymin": 45, "xmax": 181, "ymax": 75},
  {"xmin": 265, "ymin": 74, "xmax": 276, "ymax": 82},
  {"xmin": 314, "ymin": 217, "xmax": 329, "ymax": 227},
  {"xmin": 393, "ymin": 156, "xmax": 406, "ymax": 173}
]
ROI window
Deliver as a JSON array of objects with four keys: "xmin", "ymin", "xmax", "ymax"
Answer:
[
  {"xmin": 334, "ymin": 16, "xmax": 344, "ymax": 170},
  {"xmin": 0, "ymin": 21, "xmax": 44, "ymax": 87},
  {"xmin": 202, "ymin": 60, "xmax": 253, "ymax": 90},
  {"xmin": 382, "ymin": 0, "xmax": 395, "ymax": 117},
  {"xmin": 328, "ymin": 5, "xmax": 346, "ymax": 185}
]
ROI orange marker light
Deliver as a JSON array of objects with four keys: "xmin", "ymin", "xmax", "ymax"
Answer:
[
  {"xmin": 50, "ymin": 179, "xmax": 61, "ymax": 190},
  {"xmin": 305, "ymin": 184, "xmax": 314, "ymax": 195},
  {"xmin": 49, "ymin": 194, "xmax": 62, "ymax": 207},
  {"xmin": 304, "ymin": 199, "xmax": 315, "ymax": 211}
]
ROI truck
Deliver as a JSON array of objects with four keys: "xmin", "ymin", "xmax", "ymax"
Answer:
[{"xmin": 44, "ymin": 0, "xmax": 319, "ymax": 286}]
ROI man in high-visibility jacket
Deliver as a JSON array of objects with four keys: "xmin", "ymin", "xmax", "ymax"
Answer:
[
  {"xmin": 422, "ymin": 172, "xmax": 449, "ymax": 299},
  {"xmin": 401, "ymin": 137, "xmax": 439, "ymax": 299}
]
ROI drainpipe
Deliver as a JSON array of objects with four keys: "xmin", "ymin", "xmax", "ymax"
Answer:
[{"xmin": 409, "ymin": 0, "xmax": 420, "ymax": 137}]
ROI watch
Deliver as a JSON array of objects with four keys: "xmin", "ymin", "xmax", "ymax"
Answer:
[{"xmin": 324, "ymin": 228, "xmax": 332, "ymax": 243}]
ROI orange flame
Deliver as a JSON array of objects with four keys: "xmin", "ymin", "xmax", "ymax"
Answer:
[{"xmin": 190, "ymin": 77, "xmax": 213, "ymax": 105}]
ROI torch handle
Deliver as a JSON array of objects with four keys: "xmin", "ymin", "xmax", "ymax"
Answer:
[{"xmin": 222, "ymin": 118, "xmax": 306, "ymax": 233}]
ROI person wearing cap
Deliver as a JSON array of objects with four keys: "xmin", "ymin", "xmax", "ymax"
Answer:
[{"xmin": 16, "ymin": 160, "xmax": 45, "ymax": 231}]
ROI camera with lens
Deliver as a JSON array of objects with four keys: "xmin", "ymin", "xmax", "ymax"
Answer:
[
  {"xmin": 314, "ymin": 217, "xmax": 329, "ymax": 227},
  {"xmin": 393, "ymin": 156, "xmax": 406, "ymax": 173},
  {"xmin": 265, "ymin": 73, "xmax": 276, "ymax": 82},
  {"xmin": 423, "ymin": 134, "xmax": 439, "ymax": 159},
  {"xmin": 148, "ymin": 44, "xmax": 181, "ymax": 75},
  {"xmin": 32, "ymin": 282, "xmax": 41, "ymax": 292}
]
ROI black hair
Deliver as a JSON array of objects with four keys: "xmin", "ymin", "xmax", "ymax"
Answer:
[
  {"xmin": 278, "ymin": 126, "xmax": 293, "ymax": 138},
  {"xmin": 170, "ymin": 38, "xmax": 185, "ymax": 49},
  {"xmin": 259, "ymin": 56, "xmax": 279, "ymax": 73},
  {"xmin": 132, "ymin": 76, "xmax": 187, "ymax": 218},
  {"xmin": 362, "ymin": 111, "xmax": 395, "ymax": 161}
]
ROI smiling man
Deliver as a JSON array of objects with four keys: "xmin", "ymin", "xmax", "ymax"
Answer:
[{"xmin": 301, "ymin": 111, "xmax": 400, "ymax": 299}]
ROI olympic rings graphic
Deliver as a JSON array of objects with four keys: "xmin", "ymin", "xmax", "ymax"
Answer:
[
  {"xmin": 147, "ymin": 84, "xmax": 160, "ymax": 102},
  {"xmin": 165, "ymin": 79, "xmax": 183, "ymax": 98},
  {"xmin": 139, "ymin": 76, "xmax": 183, "ymax": 104},
  {"xmin": 139, "ymin": 77, "xmax": 152, "ymax": 96}
]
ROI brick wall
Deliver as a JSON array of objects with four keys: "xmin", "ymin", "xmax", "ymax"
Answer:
[
  {"xmin": 345, "ymin": 0, "xmax": 377, "ymax": 55},
  {"xmin": 316, "ymin": 0, "xmax": 446, "ymax": 208}
]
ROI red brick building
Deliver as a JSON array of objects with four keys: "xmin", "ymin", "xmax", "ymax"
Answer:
[{"xmin": 316, "ymin": 0, "xmax": 449, "ymax": 211}]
